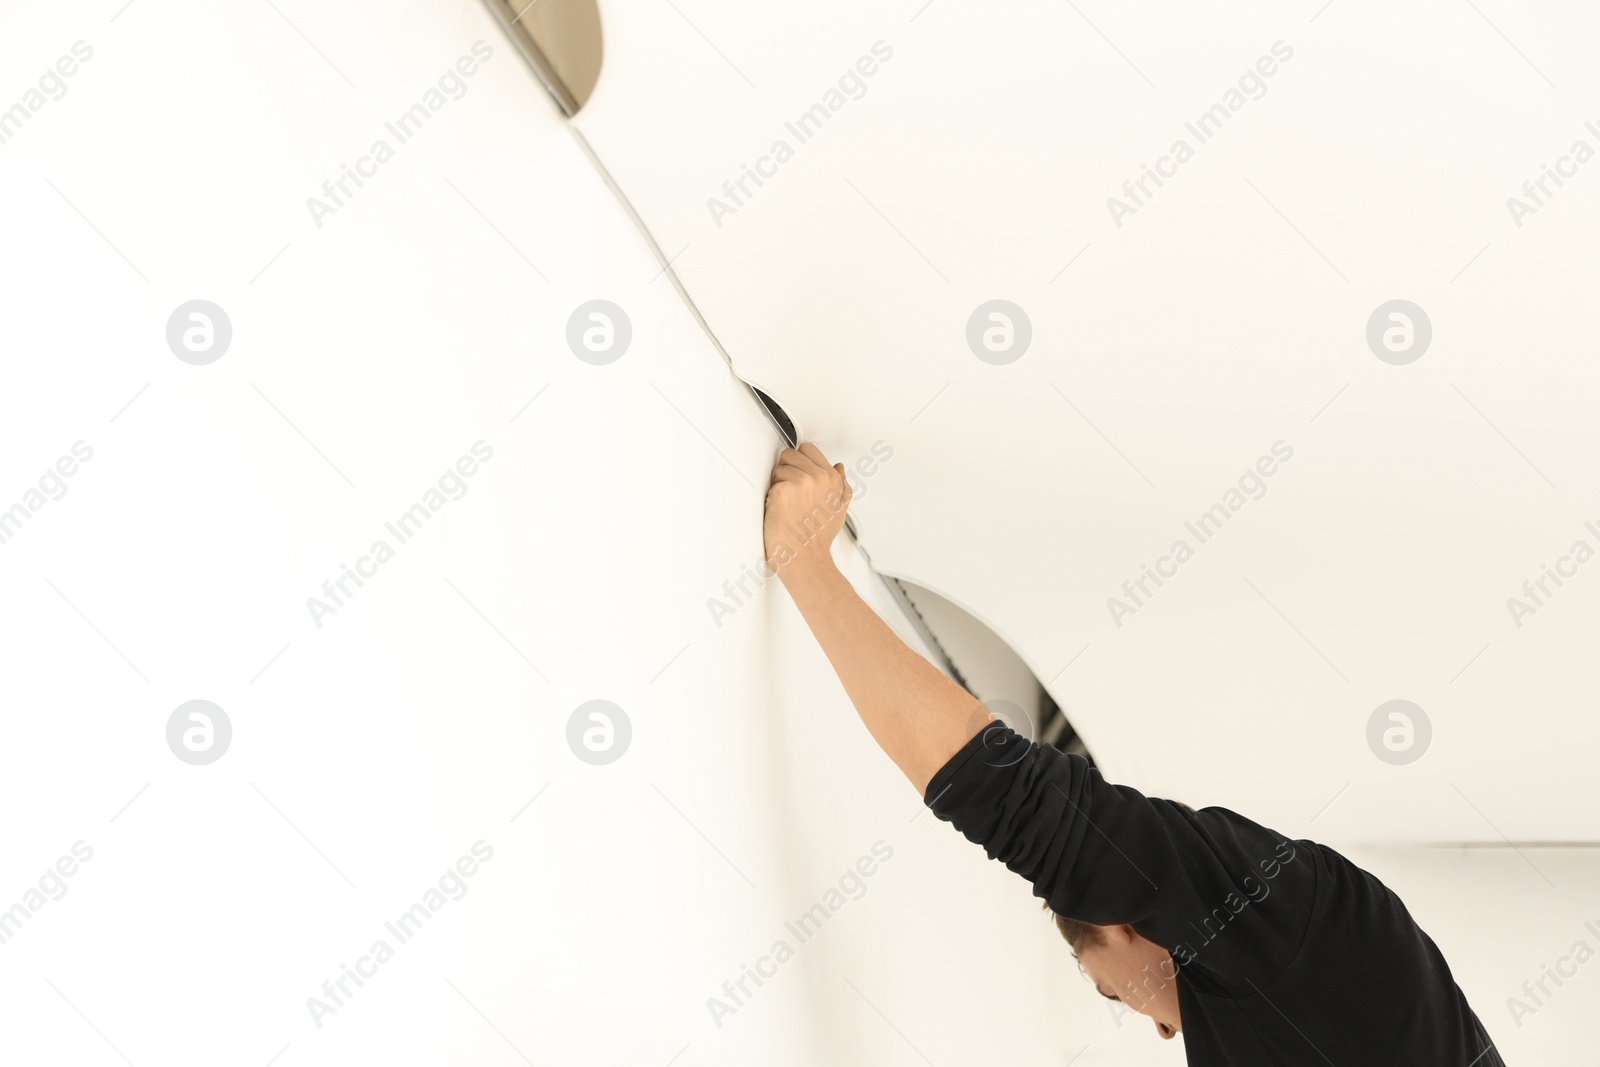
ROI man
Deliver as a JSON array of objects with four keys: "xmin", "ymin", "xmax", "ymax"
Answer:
[{"xmin": 763, "ymin": 442, "xmax": 1503, "ymax": 1065}]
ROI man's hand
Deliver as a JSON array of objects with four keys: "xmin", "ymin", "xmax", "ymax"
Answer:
[
  {"xmin": 761, "ymin": 439, "xmax": 985, "ymax": 793},
  {"xmin": 763, "ymin": 443, "xmax": 853, "ymax": 580}
]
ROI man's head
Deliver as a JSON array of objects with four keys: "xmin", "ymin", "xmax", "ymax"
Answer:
[{"xmin": 1049, "ymin": 908, "xmax": 1182, "ymax": 1041}]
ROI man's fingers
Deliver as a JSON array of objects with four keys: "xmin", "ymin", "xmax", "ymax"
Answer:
[
  {"xmin": 771, "ymin": 444, "xmax": 843, "ymax": 492},
  {"xmin": 770, "ymin": 449, "xmax": 803, "ymax": 485},
  {"xmin": 774, "ymin": 445, "xmax": 829, "ymax": 481},
  {"xmin": 771, "ymin": 464, "xmax": 809, "ymax": 483},
  {"xmin": 797, "ymin": 442, "xmax": 831, "ymax": 472},
  {"xmin": 778, "ymin": 446, "xmax": 820, "ymax": 475}
]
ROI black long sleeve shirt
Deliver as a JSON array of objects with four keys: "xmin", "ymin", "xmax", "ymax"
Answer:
[{"xmin": 923, "ymin": 722, "xmax": 1504, "ymax": 1066}]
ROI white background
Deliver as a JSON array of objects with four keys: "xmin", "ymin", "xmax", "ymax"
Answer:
[{"xmin": 1, "ymin": 1, "xmax": 1596, "ymax": 1064}]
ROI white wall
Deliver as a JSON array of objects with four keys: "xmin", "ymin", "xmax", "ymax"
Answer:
[{"xmin": 0, "ymin": 2, "xmax": 1118, "ymax": 1064}]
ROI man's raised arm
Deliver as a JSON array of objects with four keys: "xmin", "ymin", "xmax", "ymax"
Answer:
[{"xmin": 763, "ymin": 443, "xmax": 988, "ymax": 793}]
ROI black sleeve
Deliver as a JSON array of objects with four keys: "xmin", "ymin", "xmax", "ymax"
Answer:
[{"xmin": 924, "ymin": 722, "xmax": 1315, "ymax": 991}]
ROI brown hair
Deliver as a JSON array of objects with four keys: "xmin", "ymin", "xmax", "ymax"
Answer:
[{"xmin": 1045, "ymin": 902, "xmax": 1106, "ymax": 958}]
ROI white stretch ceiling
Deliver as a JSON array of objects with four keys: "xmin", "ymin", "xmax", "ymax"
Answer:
[{"xmin": 573, "ymin": 0, "xmax": 1600, "ymax": 843}]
